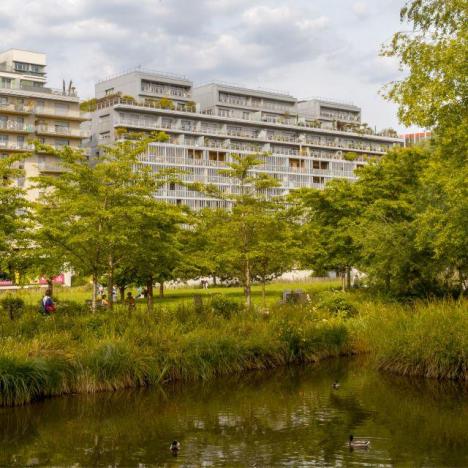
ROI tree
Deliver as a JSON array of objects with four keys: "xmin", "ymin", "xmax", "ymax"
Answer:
[
  {"xmin": 127, "ymin": 200, "xmax": 185, "ymax": 312},
  {"xmin": 192, "ymin": 153, "xmax": 287, "ymax": 306},
  {"xmin": 32, "ymin": 132, "xmax": 170, "ymax": 311},
  {"xmin": 295, "ymin": 178, "xmax": 360, "ymax": 290},
  {"xmin": 0, "ymin": 154, "xmax": 29, "ymax": 282},
  {"xmin": 380, "ymin": 0, "xmax": 468, "ymax": 295},
  {"xmin": 382, "ymin": 0, "xmax": 467, "ymax": 160},
  {"xmin": 252, "ymin": 207, "xmax": 299, "ymax": 305}
]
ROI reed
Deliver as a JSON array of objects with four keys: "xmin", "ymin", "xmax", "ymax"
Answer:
[{"xmin": 352, "ymin": 299, "xmax": 467, "ymax": 380}]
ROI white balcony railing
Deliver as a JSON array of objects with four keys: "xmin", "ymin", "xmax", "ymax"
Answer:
[
  {"xmin": 0, "ymin": 121, "xmax": 34, "ymax": 132},
  {"xmin": 36, "ymin": 126, "xmax": 84, "ymax": 137},
  {"xmin": 0, "ymin": 142, "xmax": 34, "ymax": 151}
]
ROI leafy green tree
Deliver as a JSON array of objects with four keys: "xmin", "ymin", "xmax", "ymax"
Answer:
[
  {"xmin": 193, "ymin": 153, "xmax": 287, "ymax": 306},
  {"xmin": 295, "ymin": 179, "xmax": 360, "ymax": 290},
  {"xmin": 381, "ymin": 0, "xmax": 468, "ymax": 294},
  {"xmin": 32, "ymin": 133, "xmax": 169, "ymax": 310},
  {"xmin": 382, "ymin": 0, "xmax": 467, "ymax": 156},
  {"xmin": 128, "ymin": 200, "xmax": 185, "ymax": 312},
  {"xmin": 252, "ymin": 207, "xmax": 299, "ymax": 305},
  {"xmin": 0, "ymin": 154, "xmax": 29, "ymax": 282}
]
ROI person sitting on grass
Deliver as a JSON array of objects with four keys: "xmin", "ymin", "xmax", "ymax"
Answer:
[
  {"xmin": 127, "ymin": 291, "xmax": 136, "ymax": 312},
  {"xmin": 101, "ymin": 294, "xmax": 109, "ymax": 307},
  {"xmin": 40, "ymin": 289, "xmax": 56, "ymax": 315}
]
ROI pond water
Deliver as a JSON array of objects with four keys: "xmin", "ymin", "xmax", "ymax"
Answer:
[{"xmin": 0, "ymin": 358, "xmax": 467, "ymax": 467}]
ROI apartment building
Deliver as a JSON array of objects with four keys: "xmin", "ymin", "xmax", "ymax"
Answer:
[
  {"xmin": 0, "ymin": 49, "xmax": 87, "ymax": 199},
  {"xmin": 90, "ymin": 69, "xmax": 403, "ymax": 209},
  {"xmin": 401, "ymin": 131, "xmax": 432, "ymax": 146}
]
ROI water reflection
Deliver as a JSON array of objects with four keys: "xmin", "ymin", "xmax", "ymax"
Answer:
[{"xmin": 0, "ymin": 358, "xmax": 466, "ymax": 466}]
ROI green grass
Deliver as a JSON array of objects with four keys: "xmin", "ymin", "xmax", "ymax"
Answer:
[
  {"xmin": 0, "ymin": 279, "xmax": 340, "ymax": 309},
  {"xmin": 0, "ymin": 281, "xmax": 466, "ymax": 406}
]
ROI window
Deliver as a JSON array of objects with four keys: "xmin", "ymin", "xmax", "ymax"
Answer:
[
  {"xmin": 169, "ymin": 182, "xmax": 176, "ymax": 190},
  {"xmin": 105, "ymin": 88, "xmax": 114, "ymax": 96},
  {"xmin": 55, "ymin": 102, "xmax": 69, "ymax": 114},
  {"xmin": 35, "ymin": 100, "xmax": 45, "ymax": 111},
  {"xmin": 0, "ymin": 78, "xmax": 12, "ymax": 89},
  {"xmin": 218, "ymin": 108, "xmax": 231, "ymax": 117},
  {"xmin": 242, "ymin": 112, "xmax": 250, "ymax": 120},
  {"xmin": 17, "ymin": 135, "xmax": 24, "ymax": 147},
  {"xmin": 0, "ymin": 96, "xmax": 7, "ymax": 106},
  {"xmin": 55, "ymin": 121, "xmax": 69, "ymax": 133},
  {"xmin": 0, "ymin": 116, "xmax": 6, "ymax": 127},
  {"xmin": 55, "ymin": 139, "xmax": 70, "ymax": 147},
  {"xmin": 0, "ymin": 134, "xmax": 9, "ymax": 146}
]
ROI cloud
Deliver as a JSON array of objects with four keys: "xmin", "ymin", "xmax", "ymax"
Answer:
[
  {"xmin": 352, "ymin": 2, "xmax": 369, "ymax": 19},
  {"xmin": 0, "ymin": 0, "xmax": 407, "ymax": 130}
]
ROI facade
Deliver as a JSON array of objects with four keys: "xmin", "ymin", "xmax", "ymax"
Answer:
[
  {"xmin": 0, "ymin": 49, "xmax": 87, "ymax": 200},
  {"xmin": 90, "ymin": 69, "xmax": 403, "ymax": 209},
  {"xmin": 401, "ymin": 131, "xmax": 432, "ymax": 146}
]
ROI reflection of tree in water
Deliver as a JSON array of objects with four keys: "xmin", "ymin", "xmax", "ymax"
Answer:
[{"xmin": 1, "ymin": 359, "xmax": 466, "ymax": 466}]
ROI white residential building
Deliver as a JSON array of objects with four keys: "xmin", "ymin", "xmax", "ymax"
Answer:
[
  {"xmin": 90, "ymin": 69, "xmax": 403, "ymax": 209},
  {"xmin": 0, "ymin": 49, "xmax": 87, "ymax": 200}
]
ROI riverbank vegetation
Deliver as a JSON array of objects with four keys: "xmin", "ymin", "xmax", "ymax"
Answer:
[{"xmin": 0, "ymin": 283, "xmax": 466, "ymax": 406}]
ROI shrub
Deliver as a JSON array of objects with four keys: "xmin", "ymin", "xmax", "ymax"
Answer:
[
  {"xmin": 209, "ymin": 295, "xmax": 241, "ymax": 319},
  {"xmin": 317, "ymin": 293, "xmax": 357, "ymax": 317},
  {"xmin": 0, "ymin": 296, "xmax": 25, "ymax": 320}
]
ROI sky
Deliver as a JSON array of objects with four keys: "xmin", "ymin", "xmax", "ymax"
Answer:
[{"xmin": 0, "ymin": 0, "xmax": 415, "ymax": 132}]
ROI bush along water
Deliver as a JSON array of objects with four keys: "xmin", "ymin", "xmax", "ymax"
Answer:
[{"xmin": 0, "ymin": 298, "xmax": 355, "ymax": 406}]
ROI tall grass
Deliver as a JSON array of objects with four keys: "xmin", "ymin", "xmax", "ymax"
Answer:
[
  {"xmin": 351, "ymin": 299, "xmax": 467, "ymax": 380},
  {"xmin": 0, "ymin": 284, "xmax": 466, "ymax": 407},
  {"xmin": 0, "ymin": 295, "xmax": 352, "ymax": 406}
]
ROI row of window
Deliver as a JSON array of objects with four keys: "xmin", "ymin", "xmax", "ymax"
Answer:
[{"xmin": 0, "ymin": 95, "xmax": 72, "ymax": 113}]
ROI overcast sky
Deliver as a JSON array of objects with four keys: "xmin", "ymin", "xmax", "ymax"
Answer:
[{"xmin": 1, "ymin": 0, "xmax": 414, "ymax": 132}]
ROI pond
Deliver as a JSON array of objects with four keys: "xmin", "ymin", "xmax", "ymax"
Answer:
[{"xmin": 0, "ymin": 357, "xmax": 466, "ymax": 466}]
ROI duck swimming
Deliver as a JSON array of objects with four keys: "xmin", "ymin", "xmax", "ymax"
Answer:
[
  {"xmin": 332, "ymin": 381, "xmax": 340, "ymax": 389},
  {"xmin": 348, "ymin": 435, "xmax": 370, "ymax": 448},
  {"xmin": 170, "ymin": 440, "xmax": 181, "ymax": 452}
]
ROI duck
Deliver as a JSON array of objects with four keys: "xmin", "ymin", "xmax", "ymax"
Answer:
[
  {"xmin": 332, "ymin": 381, "xmax": 340, "ymax": 389},
  {"xmin": 170, "ymin": 440, "xmax": 181, "ymax": 452},
  {"xmin": 348, "ymin": 435, "xmax": 370, "ymax": 448}
]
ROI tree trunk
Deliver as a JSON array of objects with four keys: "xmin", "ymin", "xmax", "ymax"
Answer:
[
  {"xmin": 212, "ymin": 274, "xmax": 217, "ymax": 286},
  {"xmin": 261, "ymin": 278, "xmax": 266, "ymax": 308},
  {"xmin": 341, "ymin": 271, "xmax": 346, "ymax": 292},
  {"xmin": 107, "ymin": 256, "xmax": 114, "ymax": 310},
  {"xmin": 47, "ymin": 277, "xmax": 53, "ymax": 296},
  {"xmin": 159, "ymin": 281, "xmax": 164, "ymax": 298},
  {"xmin": 146, "ymin": 276, "xmax": 154, "ymax": 313},
  {"xmin": 119, "ymin": 285, "xmax": 125, "ymax": 303},
  {"xmin": 91, "ymin": 274, "xmax": 98, "ymax": 312},
  {"xmin": 346, "ymin": 266, "xmax": 351, "ymax": 290},
  {"xmin": 244, "ymin": 258, "xmax": 251, "ymax": 308}
]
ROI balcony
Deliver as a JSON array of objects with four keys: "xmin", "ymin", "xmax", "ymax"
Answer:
[
  {"xmin": 0, "ymin": 142, "xmax": 34, "ymax": 152},
  {"xmin": 0, "ymin": 102, "xmax": 33, "ymax": 115},
  {"xmin": 37, "ymin": 161, "xmax": 64, "ymax": 173},
  {"xmin": 0, "ymin": 121, "xmax": 34, "ymax": 133},
  {"xmin": 33, "ymin": 108, "xmax": 85, "ymax": 120},
  {"xmin": 36, "ymin": 125, "xmax": 84, "ymax": 138},
  {"xmin": 0, "ymin": 80, "xmax": 78, "ymax": 97}
]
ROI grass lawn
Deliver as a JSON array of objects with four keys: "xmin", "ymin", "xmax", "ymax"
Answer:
[{"xmin": 1, "ymin": 278, "xmax": 342, "ymax": 309}]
